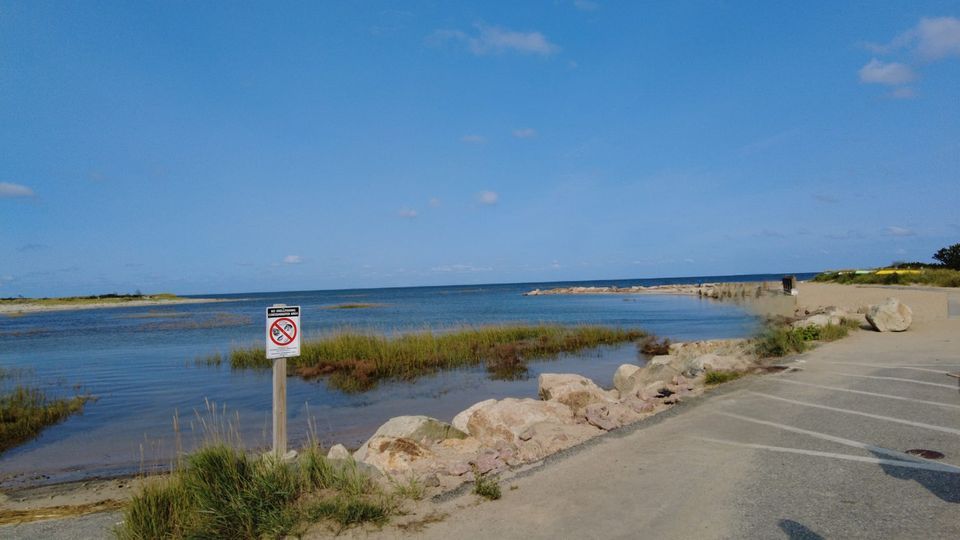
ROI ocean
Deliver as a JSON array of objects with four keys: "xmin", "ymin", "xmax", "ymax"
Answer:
[{"xmin": 0, "ymin": 273, "xmax": 811, "ymax": 487}]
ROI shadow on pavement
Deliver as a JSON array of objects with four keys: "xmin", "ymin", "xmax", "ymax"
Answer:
[
  {"xmin": 869, "ymin": 449, "xmax": 960, "ymax": 503},
  {"xmin": 777, "ymin": 519, "xmax": 825, "ymax": 539}
]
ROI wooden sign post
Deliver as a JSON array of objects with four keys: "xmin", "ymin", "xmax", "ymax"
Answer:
[{"xmin": 265, "ymin": 305, "xmax": 301, "ymax": 458}]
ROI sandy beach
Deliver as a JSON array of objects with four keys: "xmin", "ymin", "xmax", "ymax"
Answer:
[{"xmin": 0, "ymin": 297, "xmax": 231, "ymax": 315}]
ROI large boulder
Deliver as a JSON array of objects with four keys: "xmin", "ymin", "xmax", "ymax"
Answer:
[
  {"xmin": 622, "ymin": 362, "xmax": 682, "ymax": 395},
  {"xmin": 357, "ymin": 436, "xmax": 434, "ymax": 476},
  {"xmin": 538, "ymin": 373, "xmax": 614, "ymax": 412},
  {"xmin": 462, "ymin": 398, "xmax": 576, "ymax": 446},
  {"xmin": 613, "ymin": 364, "xmax": 641, "ymax": 394},
  {"xmin": 452, "ymin": 399, "xmax": 497, "ymax": 434},
  {"xmin": 866, "ymin": 298, "xmax": 912, "ymax": 332},
  {"xmin": 685, "ymin": 353, "xmax": 751, "ymax": 374},
  {"xmin": 515, "ymin": 421, "xmax": 602, "ymax": 462},
  {"xmin": 581, "ymin": 402, "xmax": 644, "ymax": 431},
  {"xmin": 354, "ymin": 415, "xmax": 466, "ymax": 461}
]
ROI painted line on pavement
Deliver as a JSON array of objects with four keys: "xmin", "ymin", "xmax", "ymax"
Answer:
[
  {"xmin": 768, "ymin": 378, "xmax": 960, "ymax": 410},
  {"xmin": 697, "ymin": 437, "xmax": 960, "ymax": 475},
  {"xmin": 820, "ymin": 361, "xmax": 950, "ymax": 375},
  {"xmin": 818, "ymin": 371, "xmax": 958, "ymax": 390},
  {"xmin": 717, "ymin": 411, "xmax": 960, "ymax": 472},
  {"xmin": 748, "ymin": 392, "xmax": 960, "ymax": 436}
]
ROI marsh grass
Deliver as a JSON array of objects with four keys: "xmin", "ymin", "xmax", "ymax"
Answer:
[
  {"xmin": 0, "ymin": 293, "xmax": 182, "ymax": 307},
  {"xmin": 228, "ymin": 324, "xmax": 647, "ymax": 392},
  {"xmin": 0, "ymin": 386, "xmax": 91, "ymax": 453},
  {"xmin": 813, "ymin": 268, "xmax": 960, "ymax": 288},
  {"xmin": 141, "ymin": 312, "xmax": 252, "ymax": 331}
]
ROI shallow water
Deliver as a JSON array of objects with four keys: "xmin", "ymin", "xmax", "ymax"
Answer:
[{"xmin": 0, "ymin": 274, "xmax": 809, "ymax": 487}]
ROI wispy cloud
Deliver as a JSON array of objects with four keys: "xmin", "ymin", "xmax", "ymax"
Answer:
[
  {"xmin": 432, "ymin": 24, "xmax": 559, "ymax": 56},
  {"xmin": 478, "ymin": 191, "xmax": 499, "ymax": 205},
  {"xmin": 428, "ymin": 197, "xmax": 441, "ymax": 208},
  {"xmin": 812, "ymin": 193, "xmax": 838, "ymax": 204},
  {"xmin": 573, "ymin": 0, "xmax": 599, "ymax": 11},
  {"xmin": 461, "ymin": 134, "xmax": 486, "ymax": 144},
  {"xmin": 431, "ymin": 264, "xmax": 493, "ymax": 273},
  {"xmin": 283, "ymin": 255, "xmax": 303, "ymax": 264},
  {"xmin": 17, "ymin": 243, "xmax": 47, "ymax": 253},
  {"xmin": 0, "ymin": 182, "xmax": 35, "ymax": 198},
  {"xmin": 884, "ymin": 226, "xmax": 916, "ymax": 237},
  {"xmin": 512, "ymin": 128, "xmax": 537, "ymax": 138},
  {"xmin": 398, "ymin": 208, "xmax": 418, "ymax": 218},
  {"xmin": 858, "ymin": 59, "xmax": 915, "ymax": 85},
  {"xmin": 866, "ymin": 16, "xmax": 960, "ymax": 61}
]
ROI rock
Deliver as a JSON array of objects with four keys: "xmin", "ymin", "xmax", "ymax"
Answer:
[
  {"xmin": 582, "ymin": 402, "xmax": 643, "ymax": 431},
  {"xmin": 866, "ymin": 298, "xmax": 912, "ymax": 332},
  {"xmin": 358, "ymin": 436, "xmax": 434, "ymax": 476},
  {"xmin": 793, "ymin": 314, "xmax": 831, "ymax": 328},
  {"xmin": 687, "ymin": 353, "xmax": 750, "ymax": 374},
  {"xmin": 463, "ymin": 398, "xmax": 576, "ymax": 446},
  {"xmin": 648, "ymin": 355, "xmax": 674, "ymax": 366},
  {"xmin": 422, "ymin": 473, "xmax": 441, "ymax": 487},
  {"xmin": 613, "ymin": 364, "xmax": 641, "ymax": 394},
  {"xmin": 354, "ymin": 415, "xmax": 466, "ymax": 461},
  {"xmin": 514, "ymin": 421, "xmax": 603, "ymax": 462},
  {"xmin": 538, "ymin": 373, "xmax": 614, "ymax": 412},
  {"xmin": 326, "ymin": 444, "xmax": 350, "ymax": 460},
  {"xmin": 472, "ymin": 450, "xmax": 506, "ymax": 475},
  {"xmin": 624, "ymin": 362, "xmax": 682, "ymax": 393},
  {"xmin": 452, "ymin": 399, "xmax": 497, "ymax": 434}
]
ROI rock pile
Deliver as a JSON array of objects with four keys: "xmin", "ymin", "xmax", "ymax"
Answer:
[{"xmin": 524, "ymin": 282, "xmax": 779, "ymax": 300}]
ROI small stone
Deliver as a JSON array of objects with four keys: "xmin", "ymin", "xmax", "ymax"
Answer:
[{"xmin": 326, "ymin": 443, "xmax": 350, "ymax": 460}]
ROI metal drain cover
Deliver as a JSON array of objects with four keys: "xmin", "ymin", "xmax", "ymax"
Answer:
[{"xmin": 905, "ymin": 449, "xmax": 945, "ymax": 460}]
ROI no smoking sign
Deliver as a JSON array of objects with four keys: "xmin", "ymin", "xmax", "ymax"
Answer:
[{"xmin": 266, "ymin": 306, "xmax": 301, "ymax": 359}]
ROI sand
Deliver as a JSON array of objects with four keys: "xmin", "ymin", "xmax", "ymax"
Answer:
[
  {"xmin": 795, "ymin": 282, "xmax": 955, "ymax": 322},
  {"xmin": 0, "ymin": 297, "xmax": 231, "ymax": 315}
]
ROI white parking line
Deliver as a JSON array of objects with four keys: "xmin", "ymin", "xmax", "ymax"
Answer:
[
  {"xmin": 768, "ymin": 379, "xmax": 960, "ymax": 410},
  {"xmin": 748, "ymin": 392, "xmax": 960, "ymax": 436},
  {"xmin": 697, "ymin": 437, "xmax": 960, "ymax": 474},
  {"xmin": 717, "ymin": 412, "xmax": 960, "ymax": 471},
  {"xmin": 820, "ymin": 361, "xmax": 951, "ymax": 375},
  {"xmin": 819, "ymin": 371, "xmax": 958, "ymax": 390}
]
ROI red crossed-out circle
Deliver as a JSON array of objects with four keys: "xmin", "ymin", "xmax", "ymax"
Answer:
[{"xmin": 269, "ymin": 318, "xmax": 297, "ymax": 346}]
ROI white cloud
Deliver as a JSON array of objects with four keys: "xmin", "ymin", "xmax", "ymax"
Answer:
[
  {"xmin": 512, "ymin": 128, "xmax": 537, "ymax": 138},
  {"xmin": 428, "ymin": 197, "xmax": 441, "ymax": 208},
  {"xmin": 858, "ymin": 59, "xmax": 915, "ymax": 85},
  {"xmin": 573, "ymin": 0, "xmax": 599, "ymax": 11},
  {"xmin": 0, "ymin": 182, "xmax": 35, "ymax": 198},
  {"xmin": 431, "ymin": 264, "xmax": 493, "ymax": 273},
  {"xmin": 461, "ymin": 134, "xmax": 486, "ymax": 144},
  {"xmin": 433, "ymin": 24, "xmax": 559, "ymax": 56},
  {"xmin": 889, "ymin": 87, "xmax": 916, "ymax": 99},
  {"xmin": 868, "ymin": 16, "xmax": 960, "ymax": 61},
  {"xmin": 398, "ymin": 208, "xmax": 418, "ymax": 218},
  {"xmin": 283, "ymin": 255, "xmax": 303, "ymax": 264},
  {"xmin": 478, "ymin": 191, "xmax": 499, "ymax": 205},
  {"xmin": 884, "ymin": 226, "xmax": 916, "ymax": 237}
]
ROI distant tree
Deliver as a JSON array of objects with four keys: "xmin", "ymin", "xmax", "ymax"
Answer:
[{"xmin": 933, "ymin": 243, "xmax": 960, "ymax": 270}]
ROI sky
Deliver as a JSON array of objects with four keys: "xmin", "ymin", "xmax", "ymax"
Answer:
[{"xmin": 1, "ymin": 1, "xmax": 959, "ymax": 296}]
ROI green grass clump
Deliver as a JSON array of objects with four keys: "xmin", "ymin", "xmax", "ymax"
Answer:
[
  {"xmin": 754, "ymin": 320, "xmax": 857, "ymax": 358},
  {"xmin": 116, "ymin": 444, "xmax": 400, "ymax": 540},
  {"xmin": 704, "ymin": 371, "xmax": 744, "ymax": 385},
  {"xmin": 228, "ymin": 324, "xmax": 647, "ymax": 392},
  {"xmin": 473, "ymin": 471, "xmax": 501, "ymax": 501},
  {"xmin": 0, "ymin": 386, "xmax": 90, "ymax": 453},
  {"xmin": 813, "ymin": 268, "xmax": 960, "ymax": 288}
]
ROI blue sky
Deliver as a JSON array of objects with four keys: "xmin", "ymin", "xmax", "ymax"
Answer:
[{"xmin": 2, "ymin": 1, "xmax": 959, "ymax": 296}]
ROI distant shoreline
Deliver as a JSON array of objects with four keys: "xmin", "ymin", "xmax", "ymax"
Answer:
[{"xmin": 0, "ymin": 297, "xmax": 232, "ymax": 315}]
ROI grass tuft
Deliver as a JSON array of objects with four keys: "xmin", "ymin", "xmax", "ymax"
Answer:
[
  {"xmin": 473, "ymin": 471, "xmax": 501, "ymax": 501},
  {"xmin": 704, "ymin": 370, "xmax": 744, "ymax": 385},
  {"xmin": 116, "ymin": 443, "xmax": 399, "ymax": 540},
  {"xmin": 227, "ymin": 324, "xmax": 647, "ymax": 392},
  {"xmin": 813, "ymin": 268, "xmax": 960, "ymax": 288},
  {"xmin": 754, "ymin": 319, "xmax": 858, "ymax": 358}
]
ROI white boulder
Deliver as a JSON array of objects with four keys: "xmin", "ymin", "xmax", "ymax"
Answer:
[{"xmin": 866, "ymin": 297, "xmax": 912, "ymax": 332}]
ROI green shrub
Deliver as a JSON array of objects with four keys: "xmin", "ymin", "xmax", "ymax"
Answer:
[
  {"xmin": 704, "ymin": 371, "xmax": 744, "ymax": 385},
  {"xmin": 473, "ymin": 470, "xmax": 501, "ymax": 501},
  {"xmin": 754, "ymin": 320, "xmax": 856, "ymax": 358}
]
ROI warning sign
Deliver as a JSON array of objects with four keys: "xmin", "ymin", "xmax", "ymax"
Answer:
[{"xmin": 266, "ymin": 306, "xmax": 301, "ymax": 360}]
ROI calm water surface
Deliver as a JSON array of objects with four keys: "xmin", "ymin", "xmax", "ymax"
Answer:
[{"xmin": 0, "ymin": 274, "xmax": 809, "ymax": 486}]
